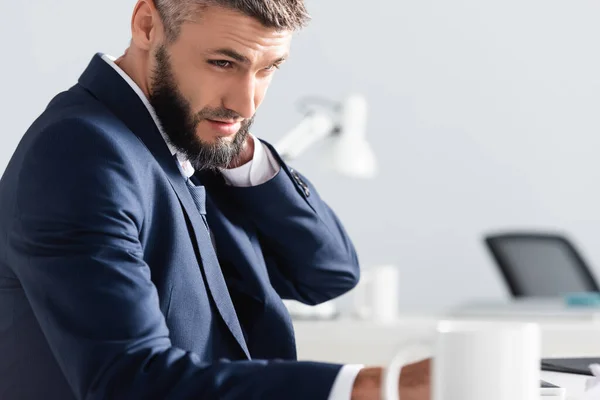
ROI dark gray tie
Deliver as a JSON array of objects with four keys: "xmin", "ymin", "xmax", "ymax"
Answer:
[
  {"xmin": 187, "ymin": 181, "xmax": 207, "ymax": 223},
  {"xmin": 187, "ymin": 180, "xmax": 219, "ymax": 248},
  {"xmin": 174, "ymin": 155, "xmax": 212, "ymax": 239},
  {"xmin": 177, "ymin": 158, "xmax": 248, "ymax": 357}
]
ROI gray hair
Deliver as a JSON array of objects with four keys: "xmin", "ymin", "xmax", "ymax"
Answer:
[{"xmin": 154, "ymin": 0, "xmax": 310, "ymax": 42}]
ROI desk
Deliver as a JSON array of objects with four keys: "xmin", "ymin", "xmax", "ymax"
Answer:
[
  {"xmin": 294, "ymin": 316, "xmax": 600, "ymax": 364},
  {"xmin": 293, "ymin": 315, "xmax": 600, "ymax": 399}
]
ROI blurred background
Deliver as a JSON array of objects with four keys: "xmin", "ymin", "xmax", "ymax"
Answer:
[{"xmin": 3, "ymin": 0, "xmax": 600, "ymax": 312}]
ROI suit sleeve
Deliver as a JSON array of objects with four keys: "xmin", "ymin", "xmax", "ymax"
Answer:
[
  {"xmin": 9, "ymin": 120, "xmax": 342, "ymax": 400},
  {"xmin": 220, "ymin": 141, "xmax": 360, "ymax": 305}
]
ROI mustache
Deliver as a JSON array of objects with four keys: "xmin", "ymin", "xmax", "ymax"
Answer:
[{"xmin": 194, "ymin": 107, "xmax": 245, "ymax": 123}]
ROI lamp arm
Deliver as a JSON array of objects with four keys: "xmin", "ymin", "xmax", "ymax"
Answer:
[{"xmin": 274, "ymin": 112, "xmax": 335, "ymax": 161}]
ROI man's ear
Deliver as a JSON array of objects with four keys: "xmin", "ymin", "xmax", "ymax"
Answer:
[{"xmin": 131, "ymin": 0, "xmax": 163, "ymax": 51}]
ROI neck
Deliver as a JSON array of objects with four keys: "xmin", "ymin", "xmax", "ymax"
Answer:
[{"xmin": 115, "ymin": 48, "xmax": 151, "ymax": 99}]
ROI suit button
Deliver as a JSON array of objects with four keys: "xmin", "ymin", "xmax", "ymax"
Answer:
[
  {"xmin": 290, "ymin": 169, "xmax": 310, "ymax": 197},
  {"xmin": 300, "ymin": 183, "xmax": 310, "ymax": 197}
]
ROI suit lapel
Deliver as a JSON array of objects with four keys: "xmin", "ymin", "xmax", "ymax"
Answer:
[{"xmin": 77, "ymin": 53, "xmax": 250, "ymax": 359}]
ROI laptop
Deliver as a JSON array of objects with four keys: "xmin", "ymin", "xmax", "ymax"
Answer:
[{"xmin": 542, "ymin": 358, "xmax": 598, "ymax": 375}]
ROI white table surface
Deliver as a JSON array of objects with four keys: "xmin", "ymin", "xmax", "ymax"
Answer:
[
  {"xmin": 293, "ymin": 315, "xmax": 600, "ymax": 363},
  {"xmin": 293, "ymin": 315, "xmax": 600, "ymax": 399}
]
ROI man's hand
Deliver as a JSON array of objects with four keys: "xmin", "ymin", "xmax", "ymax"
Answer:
[
  {"xmin": 351, "ymin": 359, "xmax": 431, "ymax": 400},
  {"xmin": 227, "ymin": 133, "xmax": 255, "ymax": 169}
]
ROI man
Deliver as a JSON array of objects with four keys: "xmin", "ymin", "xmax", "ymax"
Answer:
[{"xmin": 0, "ymin": 1, "xmax": 430, "ymax": 399}]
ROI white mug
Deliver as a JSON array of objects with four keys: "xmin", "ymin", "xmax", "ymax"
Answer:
[
  {"xmin": 383, "ymin": 320, "xmax": 541, "ymax": 400},
  {"xmin": 353, "ymin": 264, "xmax": 400, "ymax": 323}
]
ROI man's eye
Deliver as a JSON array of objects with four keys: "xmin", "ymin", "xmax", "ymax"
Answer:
[
  {"xmin": 210, "ymin": 60, "xmax": 232, "ymax": 69},
  {"xmin": 265, "ymin": 64, "xmax": 281, "ymax": 72}
]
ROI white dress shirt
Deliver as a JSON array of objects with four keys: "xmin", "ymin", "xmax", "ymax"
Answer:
[{"xmin": 101, "ymin": 53, "xmax": 361, "ymax": 400}]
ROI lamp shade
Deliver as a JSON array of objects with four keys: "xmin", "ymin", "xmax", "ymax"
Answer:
[
  {"xmin": 329, "ymin": 135, "xmax": 378, "ymax": 179},
  {"xmin": 327, "ymin": 94, "xmax": 378, "ymax": 179},
  {"xmin": 275, "ymin": 93, "xmax": 378, "ymax": 179}
]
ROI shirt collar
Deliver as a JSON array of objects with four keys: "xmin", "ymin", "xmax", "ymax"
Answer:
[
  {"xmin": 101, "ymin": 54, "xmax": 196, "ymax": 177},
  {"xmin": 100, "ymin": 54, "xmax": 175, "ymax": 155}
]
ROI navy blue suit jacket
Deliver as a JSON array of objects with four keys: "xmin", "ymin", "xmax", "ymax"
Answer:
[{"xmin": 0, "ymin": 54, "xmax": 360, "ymax": 399}]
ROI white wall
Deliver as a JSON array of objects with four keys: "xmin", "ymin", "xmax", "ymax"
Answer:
[
  {"xmin": 0, "ymin": 0, "xmax": 133, "ymax": 163},
  {"xmin": 4, "ymin": 0, "xmax": 600, "ymax": 311}
]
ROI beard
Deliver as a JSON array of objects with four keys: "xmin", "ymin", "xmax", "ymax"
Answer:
[{"xmin": 148, "ymin": 45, "xmax": 253, "ymax": 171}]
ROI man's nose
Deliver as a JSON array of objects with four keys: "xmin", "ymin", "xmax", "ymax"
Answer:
[{"xmin": 223, "ymin": 75, "xmax": 256, "ymax": 119}]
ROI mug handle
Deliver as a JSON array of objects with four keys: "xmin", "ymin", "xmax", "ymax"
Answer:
[{"xmin": 382, "ymin": 341, "xmax": 432, "ymax": 400}]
